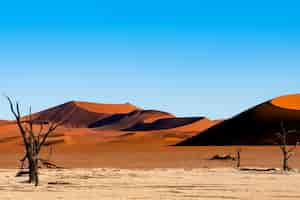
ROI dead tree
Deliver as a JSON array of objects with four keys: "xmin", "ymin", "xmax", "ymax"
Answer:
[
  {"xmin": 236, "ymin": 148, "xmax": 242, "ymax": 168},
  {"xmin": 276, "ymin": 121, "xmax": 298, "ymax": 171},
  {"xmin": 7, "ymin": 97, "xmax": 62, "ymax": 186}
]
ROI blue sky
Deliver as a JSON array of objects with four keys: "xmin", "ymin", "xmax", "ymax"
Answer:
[{"xmin": 0, "ymin": 0, "xmax": 299, "ymax": 119}]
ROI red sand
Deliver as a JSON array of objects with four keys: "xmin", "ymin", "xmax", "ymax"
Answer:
[
  {"xmin": 0, "ymin": 121, "xmax": 299, "ymax": 169},
  {"xmin": 1, "ymin": 95, "xmax": 300, "ymax": 169},
  {"xmin": 0, "ymin": 114, "xmax": 223, "ymax": 168}
]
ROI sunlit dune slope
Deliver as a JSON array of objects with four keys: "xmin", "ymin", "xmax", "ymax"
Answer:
[
  {"xmin": 271, "ymin": 94, "xmax": 300, "ymax": 110},
  {"xmin": 168, "ymin": 118, "xmax": 222, "ymax": 133},
  {"xmin": 73, "ymin": 101, "xmax": 138, "ymax": 114},
  {"xmin": 177, "ymin": 94, "xmax": 300, "ymax": 145}
]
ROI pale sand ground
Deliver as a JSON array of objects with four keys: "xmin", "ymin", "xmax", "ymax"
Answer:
[{"xmin": 1, "ymin": 168, "xmax": 300, "ymax": 200}]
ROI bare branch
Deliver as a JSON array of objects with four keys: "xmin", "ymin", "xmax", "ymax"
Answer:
[
  {"xmin": 6, "ymin": 96, "xmax": 18, "ymax": 119},
  {"xmin": 37, "ymin": 123, "xmax": 60, "ymax": 152},
  {"xmin": 277, "ymin": 121, "xmax": 298, "ymax": 171},
  {"xmin": 6, "ymin": 96, "xmax": 29, "ymax": 147},
  {"xmin": 37, "ymin": 123, "xmax": 44, "ymax": 144}
]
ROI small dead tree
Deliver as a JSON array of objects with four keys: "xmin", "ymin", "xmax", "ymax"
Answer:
[
  {"xmin": 276, "ymin": 121, "xmax": 298, "ymax": 171},
  {"xmin": 236, "ymin": 148, "xmax": 242, "ymax": 168},
  {"xmin": 7, "ymin": 97, "xmax": 62, "ymax": 186}
]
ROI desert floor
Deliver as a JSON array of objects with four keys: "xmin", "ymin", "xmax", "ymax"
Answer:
[
  {"xmin": 2, "ymin": 126, "xmax": 300, "ymax": 199},
  {"xmin": 2, "ymin": 145, "xmax": 300, "ymax": 169},
  {"xmin": 1, "ymin": 168, "xmax": 300, "ymax": 200}
]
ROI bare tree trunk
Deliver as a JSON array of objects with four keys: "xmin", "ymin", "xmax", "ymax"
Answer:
[
  {"xmin": 6, "ymin": 96, "xmax": 65, "ymax": 186},
  {"xmin": 276, "ymin": 121, "xmax": 298, "ymax": 171},
  {"xmin": 237, "ymin": 151, "xmax": 241, "ymax": 168},
  {"xmin": 26, "ymin": 143, "xmax": 37, "ymax": 185},
  {"xmin": 283, "ymin": 150, "xmax": 288, "ymax": 171},
  {"xmin": 28, "ymin": 157, "xmax": 34, "ymax": 183}
]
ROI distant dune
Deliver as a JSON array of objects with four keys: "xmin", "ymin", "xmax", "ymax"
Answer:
[
  {"xmin": 114, "ymin": 118, "xmax": 221, "ymax": 145},
  {"xmin": 29, "ymin": 101, "xmax": 138, "ymax": 128},
  {"xmin": 177, "ymin": 94, "xmax": 300, "ymax": 145},
  {"xmin": 125, "ymin": 117, "xmax": 206, "ymax": 131},
  {"xmin": 2, "ymin": 96, "xmax": 300, "ymax": 168},
  {"xmin": 89, "ymin": 110, "xmax": 174, "ymax": 130},
  {"xmin": 0, "ymin": 100, "xmax": 210, "ymax": 149},
  {"xmin": 4, "ymin": 94, "xmax": 300, "ymax": 151}
]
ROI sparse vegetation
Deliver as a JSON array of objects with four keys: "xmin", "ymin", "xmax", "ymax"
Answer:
[
  {"xmin": 275, "ymin": 121, "xmax": 299, "ymax": 171},
  {"xmin": 7, "ymin": 96, "xmax": 63, "ymax": 186},
  {"xmin": 209, "ymin": 154, "xmax": 235, "ymax": 161},
  {"xmin": 236, "ymin": 148, "xmax": 242, "ymax": 168}
]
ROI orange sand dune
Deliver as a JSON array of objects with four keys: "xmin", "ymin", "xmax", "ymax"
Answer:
[
  {"xmin": 178, "ymin": 94, "xmax": 300, "ymax": 146},
  {"xmin": 89, "ymin": 110, "xmax": 175, "ymax": 130},
  {"xmin": 1, "ymin": 95, "xmax": 300, "ymax": 169},
  {"xmin": 29, "ymin": 101, "xmax": 138, "ymax": 128},
  {"xmin": 0, "ymin": 100, "xmax": 206, "ymax": 150},
  {"xmin": 17, "ymin": 100, "xmax": 214, "ymax": 134},
  {"xmin": 102, "ymin": 118, "xmax": 221, "ymax": 146}
]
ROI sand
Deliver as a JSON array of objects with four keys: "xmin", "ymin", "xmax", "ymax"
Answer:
[
  {"xmin": 271, "ymin": 94, "xmax": 300, "ymax": 110},
  {"xmin": 1, "ymin": 122, "xmax": 300, "ymax": 169},
  {"xmin": 73, "ymin": 101, "xmax": 138, "ymax": 114},
  {"xmin": 1, "ymin": 168, "xmax": 300, "ymax": 199},
  {"xmin": 2, "ymin": 95, "xmax": 300, "ymax": 198}
]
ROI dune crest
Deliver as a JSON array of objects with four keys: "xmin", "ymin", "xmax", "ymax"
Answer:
[
  {"xmin": 73, "ymin": 101, "xmax": 138, "ymax": 114},
  {"xmin": 271, "ymin": 94, "xmax": 300, "ymax": 110}
]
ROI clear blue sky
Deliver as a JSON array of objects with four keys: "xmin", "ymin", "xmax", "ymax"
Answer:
[{"xmin": 0, "ymin": 0, "xmax": 299, "ymax": 119}]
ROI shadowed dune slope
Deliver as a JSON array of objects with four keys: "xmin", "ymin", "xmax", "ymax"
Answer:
[
  {"xmin": 124, "ymin": 117, "xmax": 205, "ymax": 131},
  {"xmin": 30, "ymin": 101, "xmax": 138, "ymax": 128},
  {"xmin": 177, "ymin": 94, "xmax": 300, "ymax": 145},
  {"xmin": 88, "ymin": 110, "xmax": 175, "ymax": 130}
]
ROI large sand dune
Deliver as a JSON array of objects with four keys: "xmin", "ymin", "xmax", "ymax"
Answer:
[
  {"xmin": 26, "ymin": 101, "xmax": 204, "ymax": 133},
  {"xmin": 0, "ymin": 99, "xmax": 220, "ymax": 169},
  {"xmin": 178, "ymin": 94, "xmax": 300, "ymax": 145},
  {"xmin": 30, "ymin": 101, "xmax": 138, "ymax": 128}
]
